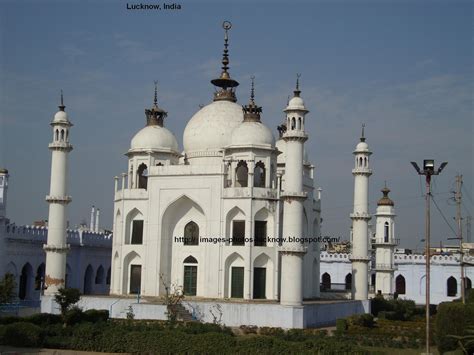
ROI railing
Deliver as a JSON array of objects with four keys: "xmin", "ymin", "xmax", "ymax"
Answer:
[{"xmin": 320, "ymin": 283, "xmax": 351, "ymax": 292}]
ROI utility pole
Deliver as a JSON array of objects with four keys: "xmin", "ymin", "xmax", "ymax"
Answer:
[
  {"xmin": 411, "ymin": 160, "xmax": 447, "ymax": 355},
  {"xmin": 455, "ymin": 175, "xmax": 465, "ymax": 304},
  {"xmin": 466, "ymin": 216, "xmax": 472, "ymax": 243}
]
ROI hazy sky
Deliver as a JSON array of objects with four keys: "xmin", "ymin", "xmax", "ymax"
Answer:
[{"xmin": 1, "ymin": 0, "xmax": 472, "ymax": 248}]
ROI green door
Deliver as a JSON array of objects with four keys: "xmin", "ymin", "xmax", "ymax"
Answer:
[
  {"xmin": 253, "ymin": 267, "xmax": 266, "ymax": 299},
  {"xmin": 184, "ymin": 265, "xmax": 197, "ymax": 296},
  {"xmin": 231, "ymin": 267, "xmax": 244, "ymax": 298}
]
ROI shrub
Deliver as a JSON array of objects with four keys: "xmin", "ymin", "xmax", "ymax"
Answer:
[
  {"xmin": 0, "ymin": 273, "xmax": 16, "ymax": 304},
  {"xmin": 336, "ymin": 318, "xmax": 348, "ymax": 334},
  {"xmin": 348, "ymin": 313, "xmax": 374, "ymax": 328},
  {"xmin": 65, "ymin": 306, "xmax": 84, "ymax": 326},
  {"xmin": 83, "ymin": 309, "xmax": 109, "ymax": 323},
  {"xmin": 54, "ymin": 288, "xmax": 81, "ymax": 316},
  {"xmin": 4, "ymin": 322, "xmax": 43, "ymax": 347},
  {"xmin": 0, "ymin": 316, "xmax": 20, "ymax": 325},
  {"xmin": 25, "ymin": 313, "xmax": 62, "ymax": 326},
  {"xmin": 259, "ymin": 326, "xmax": 285, "ymax": 337},
  {"xmin": 284, "ymin": 328, "xmax": 306, "ymax": 342},
  {"xmin": 436, "ymin": 301, "xmax": 474, "ymax": 353}
]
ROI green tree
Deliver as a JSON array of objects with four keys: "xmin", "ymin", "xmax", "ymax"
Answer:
[
  {"xmin": 54, "ymin": 287, "xmax": 81, "ymax": 316},
  {"xmin": 0, "ymin": 273, "xmax": 17, "ymax": 303}
]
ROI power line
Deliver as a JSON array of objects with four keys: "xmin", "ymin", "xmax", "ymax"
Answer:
[{"xmin": 431, "ymin": 195, "xmax": 457, "ymax": 236}]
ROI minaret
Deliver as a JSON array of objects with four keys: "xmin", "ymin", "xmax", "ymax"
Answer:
[
  {"xmin": 374, "ymin": 184, "xmax": 397, "ymax": 296},
  {"xmin": 44, "ymin": 91, "xmax": 73, "ymax": 295},
  {"xmin": 0, "ymin": 168, "xmax": 8, "ymax": 277},
  {"xmin": 350, "ymin": 125, "xmax": 372, "ymax": 300},
  {"xmin": 280, "ymin": 75, "xmax": 308, "ymax": 306}
]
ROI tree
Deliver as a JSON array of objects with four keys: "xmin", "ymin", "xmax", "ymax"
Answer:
[
  {"xmin": 0, "ymin": 273, "xmax": 16, "ymax": 304},
  {"xmin": 54, "ymin": 287, "xmax": 81, "ymax": 316}
]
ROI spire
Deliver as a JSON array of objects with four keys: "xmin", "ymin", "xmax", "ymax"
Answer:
[
  {"xmin": 145, "ymin": 81, "xmax": 167, "ymax": 127},
  {"xmin": 360, "ymin": 123, "xmax": 366, "ymax": 142},
  {"xmin": 58, "ymin": 90, "xmax": 65, "ymax": 111},
  {"xmin": 294, "ymin": 73, "xmax": 301, "ymax": 97},
  {"xmin": 211, "ymin": 21, "xmax": 239, "ymax": 102},
  {"xmin": 242, "ymin": 76, "xmax": 262, "ymax": 122},
  {"xmin": 378, "ymin": 183, "xmax": 394, "ymax": 206}
]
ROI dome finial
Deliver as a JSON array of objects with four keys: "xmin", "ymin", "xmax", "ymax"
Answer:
[
  {"xmin": 211, "ymin": 21, "xmax": 239, "ymax": 102},
  {"xmin": 294, "ymin": 73, "xmax": 301, "ymax": 97},
  {"xmin": 145, "ymin": 81, "xmax": 167, "ymax": 127},
  {"xmin": 59, "ymin": 89, "xmax": 65, "ymax": 111},
  {"xmin": 242, "ymin": 75, "xmax": 262, "ymax": 122},
  {"xmin": 360, "ymin": 123, "xmax": 366, "ymax": 142},
  {"xmin": 378, "ymin": 183, "xmax": 394, "ymax": 206}
]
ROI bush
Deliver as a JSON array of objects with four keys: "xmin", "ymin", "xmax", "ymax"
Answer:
[
  {"xmin": 25, "ymin": 313, "xmax": 62, "ymax": 326},
  {"xmin": 54, "ymin": 288, "xmax": 81, "ymax": 316},
  {"xmin": 436, "ymin": 301, "xmax": 474, "ymax": 353},
  {"xmin": 336, "ymin": 318, "xmax": 348, "ymax": 334},
  {"xmin": 0, "ymin": 316, "xmax": 20, "ymax": 325},
  {"xmin": 348, "ymin": 314, "xmax": 374, "ymax": 328},
  {"xmin": 0, "ymin": 273, "xmax": 16, "ymax": 304},
  {"xmin": 3, "ymin": 322, "xmax": 43, "ymax": 347},
  {"xmin": 259, "ymin": 326, "xmax": 285, "ymax": 337},
  {"xmin": 65, "ymin": 306, "xmax": 84, "ymax": 326},
  {"xmin": 284, "ymin": 328, "xmax": 306, "ymax": 342},
  {"xmin": 83, "ymin": 309, "xmax": 109, "ymax": 323},
  {"xmin": 371, "ymin": 296, "xmax": 420, "ymax": 321}
]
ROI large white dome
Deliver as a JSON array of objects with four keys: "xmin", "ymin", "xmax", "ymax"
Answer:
[
  {"xmin": 183, "ymin": 100, "xmax": 243, "ymax": 153},
  {"xmin": 230, "ymin": 121, "xmax": 274, "ymax": 147},
  {"xmin": 130, "ymin": 125, "xmax": 179, "ymax": 153}
]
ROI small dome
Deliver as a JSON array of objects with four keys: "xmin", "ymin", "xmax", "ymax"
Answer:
[
  {"xmin": 355, "ymin": 141, "xmax": 369, "ymax": 152},
  {"xmin": 53, "ymin": 110, "xmax": 69, "ymax": 124},
  {"xmin": 0, "ymin": 168, "xmax": 8, "ymax": 174},
  {"xmin": 378, "ymin": 186, "xmax": 394, "ymax": 206},
  {"xmin": 230, "ymin": 121, "xmax": 275, "ymax": 147},
  {"xmin": 130, "ymin": 125, "xmax": 179, "ymax": 153},
  {"xmin": 287, "ymin": 96, "xmax": 306, "ymax": 111},
  {"xmin": 183, "ymin": 100, "xmax": 243, "ymax": 153}
]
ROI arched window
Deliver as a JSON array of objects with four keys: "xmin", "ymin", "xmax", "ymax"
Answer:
[
  {"xmin": 60, "ymin": 129, "xmax": 65, "ymax": 141},
  {"xmin": 359, "ymin": 157, "xmax": 363, "ymax": 167},
  {"xmin": 66, "ymin": 130, "xmax": 69, "ymax": 142},
  {"xmin": 466, "ymin": 277, "xmax": 472, "ymax": 290},
  {"xmin": 291, "ymin": 117, "xmax": 296, "ymax": 130},
  {"xmin": 95, "ymin": 265, "xmax": 104, "ymax": 284},
  {"xmin": 19, "ymin": 263, "xmax": 33, "ymax": 300},
  {"xmin": 184, "ymin": 221, "xmax": 199, "ymax": 246},
  {"xmin": 447, "ymin": 276, "xmax": 457, "ymax": 297},
  {"xmin": 345, "ymin": 273, "xmax": 352, "ymax": 290},
  {"xmin": 254, "ymin": 161, "xmax": 266, "ymax": 188},
  {"xmin": 183, "ymin": 256, "xmax": 198, "ymax": 296},
  {"xmin": 35, "ymin": 263, "xmax": 45, "ymax": 291},
  {"xmin": 84, "ymin": 265, "xmax": 94, "ymax": 295},
  {"xmin": 384, "ymin": 222, "xmax": 389, "ymax": 243},
  {"xmin": 297, "ymin": 117, "xmax": 301, "ymax": 130},
  {"xmin": 395, "ymin": 275, "xmax": 406, "ymax": 295},
  {"xmin": 321, "ymin": 272, "xmax": 331, "ymax": 290},
  {"xmin": 137, "ymin": 163, "xmax": 148, "ymax": 190},
  {"xmin": 364, "ymin": 157, "xmax": 368, "ymax": 167},
  {"xmin": 55, "ymin": 129, "xmax": 59, "ymax": 141},
  {"xmin": 235, "ymin": 161, "xmax": 248, "ymax": 187}
]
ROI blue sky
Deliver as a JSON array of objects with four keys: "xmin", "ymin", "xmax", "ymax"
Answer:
[{"xmin": 1, "ymin": 0, "xmax": 472, "ymax": 248}]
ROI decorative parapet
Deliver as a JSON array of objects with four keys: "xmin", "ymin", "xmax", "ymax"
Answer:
[
  {"xmin": 320, "ymin": 252, "xmax": 351, "ymax": 263},
  {"xmin": 395, "ymin": 253, "xmax": 474, "ymax": 265},
  {"xmin": 48, "ymin": 142, "xmax": 73, "ymax": 152},
  {"xmin": 350, "ymin": 212, "xmax": 371, "ymax": 220},
  {"xmin": 374, "ymin": 263, "xmax": 397, "ymax": 271},
  {"xmin": 281, "ymin": 191, "xmax": 307, "ymax": 201},
  {"xmin": 349, "ymin": 255, "xmax": 371, "ymax": 262},
  {"xmin": 43, "ymin": 243, "xmax": 70, "ymax": 253},
  {"xmin": 45, "ymin": 195, "xmax": 72, "ymax": 204},
  {"xmin": 351, "ymin": 168, "xmax": 372, "ymax": 176},
  {"xmin": 372, "ymin": 238, "xmax": 400, "ymax": 246},
  {"xmin": 279, "ymin": 245, "xmax": 307, "ymax": 254}
]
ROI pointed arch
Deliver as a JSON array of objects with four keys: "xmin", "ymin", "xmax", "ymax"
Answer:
[
  {"xmin": 60, "ymin": 129, "xmax": 65, "ymax": 141},
  {"xmin": 35, "ymin": 263, "xmax": 45, "ymax": 291},
  {"xmin": 226, "ymin": 206, "xmax": 246, "ymax": 246},
  {"xmin": 184, "ymin": 221, "xmax": 199, "ymax": 245},
  {"xmin": 447, "ymin": 276, "xmax": 457, "ymax": 297},
  {"xmin": 254, "ymin": 207, "xmax": 273, "ymax": 247},
  {"xmin": 253, "ymin": 253, "xmax": 273, "ymax": 299},
  {"xmin": 384, "ymin": 222, "xmax": 389, "ymax": 242},
  {"xmin": 114, "ymin": 209, "xmax": 123, "ymax": 244},
  {"xmin": 345, "ymin": 273, "xmax": 352, "ymax": 290},
  {"xmin": 161, "ymin": 195, "xmax": 205, "ymax": 295},
  {"xmin": 395, "ymin": 274, "xmax": 406, "ymax": 295},
  {"xmin": 112, "ymin": 251, "xmax": 120, "ymax": 292},
  {"xmin": 125, "ymin": 208, "xmax": 144, "ymax": 244},
  {"xmin": 321, "ymin": 272, "xmax": 331, "ymax": 290},
  {"xmin": 123, "ymin": 251, "xmax": 142, "ymax": 295},
  {"xmin": 291, "ymin": 117, "xmax": 296, "ymax": 130},
  {"xmin": 254, "ymin": 161, "xmax": 266, "ymax": 187},
  {"xmin": 83, "ymin": 264, "xmax": 94, "ymax": 295},
  {"xmin": 55, "ymin": 129, "xmax": 59, "ymax": 141},
  {"xmin": 225, "ymin": 252, "xmax": 245, "ymax": 298},
  {"xmin": 235, "ymin": 160, "xmax": 248, "ymax": 187},
  {"xmin": 183, "ymin": 256, "xmax": 198, "ymax": 296},
  {"xmin": 19, "ymin": 263, "xmax": 33, "ymax": 300},
  {"xmin": 95, "ymin": 265, "xmax": 104, "ymax": 284},
  {"xmin": 184, "ymin": 255, "xmax": 198, "ymax": 264},
  {"xmin": 137, "ymin": 163, "xmax": 148, "ymax": 190}
]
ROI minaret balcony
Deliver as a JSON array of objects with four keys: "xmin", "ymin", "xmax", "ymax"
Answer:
[
  {"xmin": 48, "ymin": 142, "xmax": 73, "ymax": 151},
  {"xmin": 372, "ymin": 238, "xmax": 399, "ymax": 246},
  {"xmin": 282, "ymin": 130, "xmax": 308, "ymax": 142},
  {"xmin": 352, "ymin": 168, "xmax": 372, "ymax": 175},
  {"xmin": 46, "ymin": 195, "xmax": 72, "ymax": 204},
  {"xmin": 374, "ymin": 263, "xmax": 397, "ymax": 271},
  {"xmin": 350, "ymin": 212, "xmax": 371, "ymax": 220}
]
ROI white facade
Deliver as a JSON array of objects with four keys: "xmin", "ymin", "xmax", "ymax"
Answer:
[{"xmin": 109, "ymin": 34, "xmax": 321, "ymax": 305}]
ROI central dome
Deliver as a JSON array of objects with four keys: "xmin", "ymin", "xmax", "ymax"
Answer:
[{"xmin": 183, "ymin": 100, "xmax": 243, "ymax": 153}]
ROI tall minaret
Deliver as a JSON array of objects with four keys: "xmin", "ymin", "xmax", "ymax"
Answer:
[
  {"xmin": 44, "ymin": 92, "xmax": 73, "ymax": 295},
  {"xmin": 374, "ymin": 184, "xmax": 397, "ymax": 296},
  {"xmin": 280, "ymin": 75, "xmax": 308, "ymax": 306},
  {"xmin": 0, "ymin": 168, "xmax": 9, "ymax": 277},
  {"xmin": 350, "ymin": 125, "xmax": 372, "ymax": 300}
]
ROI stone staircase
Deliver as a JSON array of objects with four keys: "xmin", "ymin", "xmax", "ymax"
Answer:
[{"xmin": 169, "ymin": 303, "xmax": 194, "ymax": 321}]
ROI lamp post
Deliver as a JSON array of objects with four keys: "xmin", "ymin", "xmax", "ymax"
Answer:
[{"xmin": 411, "ymin": 160, "xmax": 447, "ymax": 355}]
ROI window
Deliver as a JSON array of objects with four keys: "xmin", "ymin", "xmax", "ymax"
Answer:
[
  {"xmin": 130, "ymin": 265, "xmax": 142, "ymax": 294},
  {"xmin": 183, "ymin": 258, "xmax": 197, "ymax": 297},
  {"xmin": 231, "ymin": 267, "xmax": 244, "ymax": 298},
  {"xmin": 321, "ymin": 273, "xmax": 331, "ymax": 290},
  {"xmin": 184, "ymin": 221, "xmax": 199, "ymax": 246},
  {"xmin": 235, "ymin": 161, "xmax": 248, "ymax": 187},
  {"xmin": 395, "ymin": 275, "xmax": 406, "ymax": 295},
  {"xmin": 137, "ymin": 163, "xmax": 148, "ymax": 190},
  {"xmin": 447, "ymin": 276, "xmax": 457, "ymax": 297},
  {"xmin": 254, "ymin": 161, "xmax": 266, "ymax": 187},
  {"xmin": 384, "ymin": 222, "xmax": 389, "ymax": 243},
  {"xmin": 232, "ymin": 220, "xmax": 245, "ymax": 246},
  {"xmin": 345, "ymin": 273, "xmax": 352, "ymax": 290},
  {"xmin": 131, "ymin": 220, "xmax": 144, "ymax": 244},
  {"xmin": 254, "ymin": 221, "xmax": 267, "ymax": 246},
  {"xmin": 95, "ymin": 266, "xmax": 104, "ymax": 284},
  {"xmin": 253, "ymin": 268, "xmax": 266, "ymax": 299}
]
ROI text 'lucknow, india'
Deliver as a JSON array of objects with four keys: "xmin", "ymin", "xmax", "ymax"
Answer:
[{"xmin": 126, "ymin": 3, "xmax": 181, "ymax": 10}]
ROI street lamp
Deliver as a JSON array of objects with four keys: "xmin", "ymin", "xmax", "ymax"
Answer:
[{"xmin": 411, "ymin": 159, "xmax": 447, "ymax": 355}]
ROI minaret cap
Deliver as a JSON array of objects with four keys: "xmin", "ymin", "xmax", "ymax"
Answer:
[
  {"xmin": 242, "ymin": 76, "xmax": 262, "ymax": 122},
  {"xmin": 378, "ymin": 183, "xmax": 394, "ymax": 206},
  {"xmin": 360, "ymin": 123, "xmax": 366, "ymax": 142},
  {"xmin": 58, "ymin": 90, "xmax": 65, "ymax": 111},
  {"xmin": 145, "ymin": 81, "xmax": 167, "ymax": 127},
  {"xmin": 211, "ymin": 21, "xmax": 239, "ymax": 102}
]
